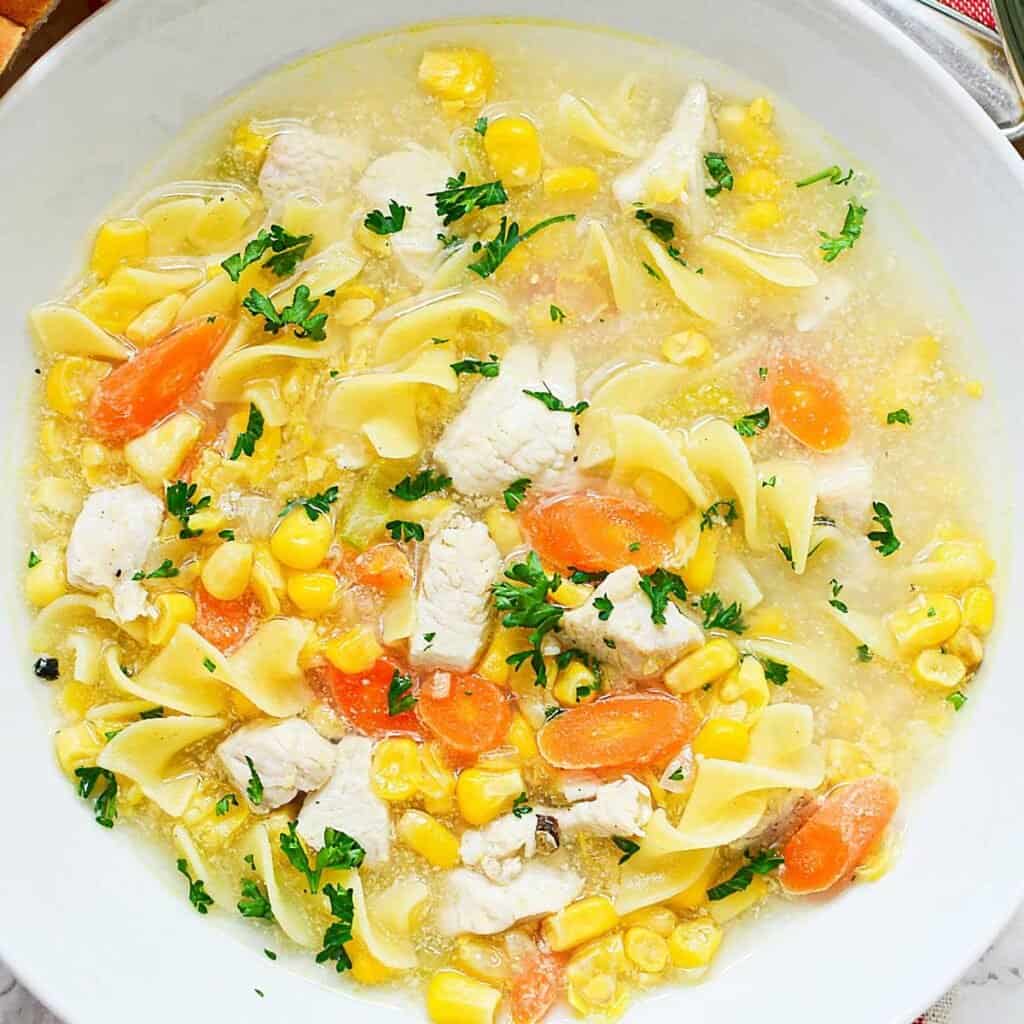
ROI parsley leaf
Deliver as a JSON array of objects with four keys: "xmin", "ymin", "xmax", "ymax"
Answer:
[
  {"xmin": 219, "ymin": 529, "xmax": 235, "ymax": 541},
  {"xmin": 707, "ymin": 849, "xmax": 783, "ymax": 901},
  {"xmin": 613, "ymin": 836, "xmax": 641, "ymax": 864},
  {"xmin": 74, "ymin": 766, "xmax": 118, "ymax": 828},
  {"xmin": 762, "ymin": 659, "xmax": 789, "ymax": 686},
  {"xmin": 230, "ymin": 402, "xmax": 265, "ymax": 460},
  {"xmin": 243, "ymin": 284, "xmax": 328, "ymax": 341},
  {"xmin": 429, "ymin": 172, "xmax": 508, "ymax": 226},
  {"xmin": 238, "ymin": 878, "xmax": 274, "ymax": 919},
  {"xmin": 493, "ymin": 552, "xmax": 564, "ymax": 687},
  {"xmin": 641, "ymin": 261, "xmax": 661, "ymax": 279},
  {"xmin": 700, "ymin": 499, "xmax": 738, "ymax": 532},
  {"xmin": 512, "ymin": 792, "xmax": 533, "ymax": 818},
  {"xmin": 222, "ymin": 225, "xmax": 313, "ymax": 281},
  {"xmin": 474, "ymin": 117, "xmax": 489, "ymax": 136},
  {"xmin": 390, "ymin": 469, "xmax": 451, "ymax": 501},
  {"xmin": 549, "ymin": 304, "xmax": 566, "ymax": 323},
  {"xmin": 166, "ymin": 480, "xmax": 212, "ymax": 539},
  {"xmin": 856, "ymin": 643, "xmax": 873, "ymax": 663},
  {"xmin": 795, "ymin": 165, "xmax": 854, "ymax": 188},
  {"xmin": 704, "ymin": 152, "xmax": 734, "ymax": 197},
  {"xmin": 734, "ymin": 407, "xmax": 770, "ymax": 437},
  {"xmin": 544, "ymin": 706, "xmax": 565, "ymax": 722},
  {"xmin": 699, "ymin": 592, "xmax": 745, "ymax": 633},
  {"xmin": 245, "ymin": 756, "xmax": 264, "ymax": 806},
  {"xmin": 569, "ymin": 568, "xmax": 608, "ymax": 585},
  {"xmin": 279, "ymin": 822, "xmax": 365, "ymax": 894},
  {"xmin": 139, "ymin": 706, "xmax": 164, "ymax": 719},
  {"xmin": 867, "ymin": 500, "xmax": 901, "ymax": 556},
  {"xmin": 386, "ymin": 520, "xmax": 425, "ymax": 542},
  {"xmin": 635, "ymin": 208, "xmax": 675, "ymax": 242},
  {"xmin": 27, "ymin": 550, "xmax": 40, "ymax": 568},
  {"xmin": 215, "ymin": 793, "xmax": 239, "ymax": 816},
  {"xmin": 947, "ymin": 690, "xmax": 968, "ymax": 711},
  {"xmin": 387, "ymin": 670, "xmax": 417, "ymax": 716},
  {"xmin": 451, "ymin": 354, "xmax": 501, "ymax": 378},
  {"xmin": 503, "ymin": 477, "xmax": 531, "ymax": 512},
  {"xmin": 177, "ymin": 858, "xmax": 214, "ymax": 914},
  {"xmin": 522, "ymin": 386, "xmax": 589, "ymax": 415},
  {"xmin": 131, "ymin": 559, "xmax": 179, "ymax": 581},
  {"xmin": 819, "ymin": 200, "xmax": 867, "ymax": 262},
  {"xmin": 762, "ymin": 475, "xmax": 777, "ymax": 488},
  {"xmin": 594, "ymin": 595, "xmax": 614, "ymax": 621},
  {"xmin": 317, "ymin": 884, "xmax": 355, "ymax": 973},
  {"xmin": 828, "ymin": 578, "xmax": 848, "ymax": 613},
  {"xmin": 280, "ymin": 485, "xmax": 339, "ymax": 522},
  {"xmin": 364, "ymin": 199, "xmax": 409, "ymax": 235},
  {"xmin": 468, "ymin": 213, "xmax": 576, "ymax": 278},
  {"xmin": 639, "ymin": 569, "xmax": 687, "ymax": 625},
  {"xmin": 886, "ymin": 408, "xmax": 912, "ymax": 425}
]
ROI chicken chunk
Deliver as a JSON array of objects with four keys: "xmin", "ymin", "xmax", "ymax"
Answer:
[
  {"xmin": 613, "ymin": 82, "xmax": 718, "ymax": 238},
  {"xmin": 217, "ymin": 719, "xmax": 337, "ymax": 813},
  {"xmin": 557, "ymin": 776, "xmax": 653, "ymax": 837},
  {"xmin": 814, "ymin": 454, "xmax": 874, "ymax": 526},
  {"xmin": 434, "ymin": 344, "xmax": 579, "ymax": 498},
  {"xmin": 297, "ymin": 734, "xmax": 391, "ymax": 865},
  {"xmin": 560, "ymin": 566, "xmax": 703, "ymax": 678},
  {"xmin": 65, "ymin": 484, "xmax": 164, "ymax": 622},
  {"xmin": 357, "ymin": 145, "xmax": 456, "ymax": 281},
  {"xmin": 258, "ymin": 126, "xmax": 369, "ymax": 205},
  {"xmin": 409, "ymin": 513, "xmax": 501, "ymax": 671}
]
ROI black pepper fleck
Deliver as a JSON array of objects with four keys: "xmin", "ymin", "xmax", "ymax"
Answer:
[{"xmin": 33, "ymin": 657, "xmax": 59, "ymax": 680}]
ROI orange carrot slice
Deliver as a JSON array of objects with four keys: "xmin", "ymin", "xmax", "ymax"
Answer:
[
  {"xmin": 538, "ymin": 692, "xmax": 699, "ymax": 772},
  {"xmin": 510, "ymin": 949, "xmax": 565, "ymax": 1024},
  {"xmin": 521, "ymin": 490, "xmax": 675, "ymax": 573},
  {"xmin": 417, "ymin": 674, "xmax": 512, "ymax": 759},
  {"xmin": 89, "ymin": 316, "xmax": 231, "ymax": 443},
  {"xmin": 353, "ymin": 543, "xmax": 414, "ymax": 596},
  {"xmin": 766, "ymin": 356, "xmax": 851, "ymax": 452},
  {"xmin": 781, "ymin": 776, "xmax": 899, "ymax": 895},
  {"xmin": 194, "ymin": 583, "xmax": 261, "ymax": 654},
  {"xmin": 323, "ymin": 656, "xmax": 422, "ymax": 738}
]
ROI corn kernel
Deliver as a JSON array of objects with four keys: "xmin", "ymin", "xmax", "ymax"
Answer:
[
  {"xmin": 681, "ymin": 526, "xmax": 718, "ymax": 592},
  {"xmin": 542, "ymin": 895, "xmax": 619, "ymax": 952},
  {"xmin": 484, "ymin": 116, "xmax": 542, "ymax": 187},
  {"xmin": 483, "ymin": 506, "xmax": 523, "ymax": 555},
  {"xmin": 90, "ymin": 218, "xmax": 149, "ymax": 279},
  {"xmin": 419, "ymin": 742, "xmax": 457, "ymax": 815},
  {"xmin": 662, "ymin": 330, "xmax": 710, "ymax": 366},
  {"xmin": 961, "ymin": 585, "xmax": 994, "ymax": 634},
  {"xmin": 372, "ymin": 738, "xmax": 422, "ymax": 802},
  {"xmin": 738, "ymin": 200, "xmax": 782, "ymax": 232},
  {"xmin": 456, "ymin": 767, "xmax": 524, "ymax": 826},
  {"xmin": 426, "ymin": 970, "xmax": 501, "ymax": 1024},
  {"xmin": 397, "ymin": 809, "xmax": 460, "ymax": 867},
  {"xmin": 912, "ymin": 649, "xmax": 967, "ymax": 691},
  {"xmin": 45, "ymin": 356, "xmax": 110, "ymax": 417},
  {"xmin": 286, "ymin": 570, "xmax": 337, "ymax": 615},
  {"xmin": 271, "ymin": 506, "xmax": 333, "ymax": 570},
  {"xmin": 506, "ymin": 712, "xmax": 538, "ymax": 763},
  {"xmin": 693, "ymin": 717, "xmax": 750, "ymax": 761},
  {"xmin": 250, "ymin": 543, "xmax": 284, "ymax": 616},
  {"xmin": 624, "ymin": 926, "xmax": 669, "ymax": 973},
  {"xmin": 668, "ymin": 917, "xmax": 722, "ymax": 968},
  {"xmin": 887, "ymin": 593, "xmax": 961, "ymax": 654},
  {"xmin": 200, "ymin": 541, "xmax": 254, "ymax": 601},
  {"xmin": 148, "ymin": 593, "xmax": 197, "ymax": 646},
  {"xmin": 452, "ymin": 936, "xmax": 510, "ymax": 986},
  {"xmin": 717, "ymin": 105, "xmax": 780, "ymax": 160},
  {"xmin": 709, "ymin": 874, "xmax": 768, "ymax": 924},
  {"xmin": 734, "ymin": 166, "xmax": 781, "ymax": 198},
  {"xmin": 549, "ymin": 579, "xmax": 593, "ymax": 609},
  {"xmin": 323, "ymin": 626, "xmax": 382, "ymax": 675},
  {"xmin": 418, "ymin": 48, "xmax": 495, "ymax": 107},
  {"xmin": 54, "ymin": 722, "xmax": 103, "ymax": 776},
  {"xmin": 965, "ymin": 379, "xmax": 984, "ymax": 398},
  {"xmin": 620, "ymin": 905, "xmax": 677, "ymax": 938},
  {"xmin": 946, "ymin": 626, "xmax": 983, "ymax": 669},
  {"xmin": 476, "ymin": 627, "xmax": 525, "ymax": 686},
  {"xmin": 745, "ymin": 605, "xmax": 791, "ymax": 638},
  {"xmin": 543, "ymin": 165, "xmax": 600, "ymax": 195},
  {"xmin": 907, "ymin": 540, "xmax": 994, "ymax": 594},
  {"xmin": 553, "ymin": 661, "xmax": 598, "ymax": 706},
  {"xmin": 184, "ymin": 506, "xmax": 226, "ymax": 535},
  {"xmin": 565, "ymin": 933, "xmax": 630, "ymax": 1019},
  {"xmin": 25, "ymin": 556, "xmax": 67, "ymax": 607},
  {"xmin": 665, "ymin": 638, "xmax": 738, "ymax": 694},
  {"xmin": 348, "ymin": 937, "xmax": 392, "ymax": 985}
]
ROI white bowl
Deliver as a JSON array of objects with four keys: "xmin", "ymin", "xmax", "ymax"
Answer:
[{"xmin": 1, "ymin": 1, "xmax": 1022, "ymax": 1022}]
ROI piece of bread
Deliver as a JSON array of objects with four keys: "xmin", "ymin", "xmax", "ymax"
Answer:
[
  {"xmin": 0, "ymin": 0, "xmax": 60, "ymax": 73},
  {"xmin": 0, "ymin": 14, "xmax": 25, "ymax": 69}
]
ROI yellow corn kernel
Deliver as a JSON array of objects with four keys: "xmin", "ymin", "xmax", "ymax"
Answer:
[
  {"xmin": 946, "ymin": 626, "xmax": 983, "ymax": 669},
  {"xmin": 717, "ymin": 104, "xmax": 780, "ymax": 161},
  {"xmin": 54, "ymin": 722, "xmax": 103, "ymax": 777},
  {"xmin": 484, "ymin": 116, "xmax": 542, "ymax": 187},
  {"xmin": 419, "ymin": 741, "xmax": 457, "ymax": 815},
  {"xmin": 549, "ymin": 579, "xmax": 593, "ymax": 609},
  {"xmin": 45, "ymin": 356, "xmax": 110, "ymax": 417},
  {"xmin": 748, "ymin": 96, "xmax": 774, "ymax": 124},
  {"xmin": 681, "ymin": 526, "xmax": 718, "ymax": 592},
  {"xmin": 452, "ymin": 936, "xmax": 510, "ymax": 986},
  {"xmin": 633, "ymin": 470, "xmax": 691, "ymax": 518},
  {"xmin": 543, "ymin": 165, "xmax": 600, "ymax": 195},
  {"xmin": 665, "ymin": 638, "xmax": 738, "ymax": 694},
  {"xmin": 476, "ymin": 627, "xmax": 524, "ymax": 686},
  {"xmin": 270, "ymin": 506, "xmax": 333, "ymax": 570},
  {"xmin": 961, "ymin": 585, "xmax": 994, "ymax": 635},
  {"xmin": 426, "ymin": 970, "xmax": 501, "ymax": 1024},
  {"xmin": 39, "ymin": 419, "xmax": 66, "ymax": 460},
  {"xmin": 565, "ymin": 933, "xmax": 631, "ymax": 1019},
  {"xmin": 25, "ymin": 555, "xmax": 67, "ymax": 607},
  {"xmin": 124, "ymin": 411, "xmax": 203, "ymax": 490},
  {"xmin": 824, "ymin": 738, "xmax": 872, "ymax": 786},
  {"xmin": 200, "ymin": 541, "xmax": 254, "ymax": 602},
  {"xmin": 738, "ymin": 200, "xmax": 782, "ymax": 232},
  {"xmin": 484, "ymin": 506, "xmax": 523, "ymax": 555},
  {"xmin": 620, "ymin": 905, "xmax": 677, "ymax": 938},
  {"xmin": 912, "ymin": 649, "xmax": 967, "ymax": 691},
  {"xmin": 542, "ymin": 895, "xmax": 619, "ymax": 953},
  {"xmin": 510, "ymin": 653, "xmax": 558, "ymax": 695},
  {"xmin": 887, "ymin": 593, "xmax": 961, "ymax": 654},
  {"xmin": 693, "ymin": 717, "xmax": 750, "ymax": 761},
  {"xmin": 709, "ymin": 873, "xmax": 768, "ymax": 924},
  {"xmin": 456, "ymin": 767, "xmax": 524, "ymax": 826},
  {"xmin": 624, "ymin": 926, "xmax": 669, "ymax": 974},
  {"xmin": 286, "ymin": 570, "xmax": 337, "ymax": 615},
  {"xmin": 553, "ymin": 661, "xmax": 598, "ymax": 706},
  {"xmin": 181, "ymin": 506, "xmax": 226, "ymax": 536},
  {"xmin": 90, "ymin": 218, "xmax": 149, "ymax": 279},
  {"xmin": 965, "ymin": 379, "xmax": 984, "ymax": 398},
  {"xmin": 667, "ymin": 917, "xmax": 722, "ymax": 968},
  {"xmin": 249, "ymin": 543, "xmax": 284, "ymax": 616},
  {"xmin": 745, "ymin": 605, "xmax": 791, "ymax": 638},
  {"xmin": 148, "ymin": 593, "xmax": 197, "ymax": 646},
  {"xmin": 662, "ymin": 329, "xmax": 710, "ymax": 366},
  {"xmin": 232, "ymin": 119, "xmax": 269, "ymax": 157},
  {"xmin": 734, "ymin": 166, "xmax": 781, "ymax": 198},
  {"xmin": 418, "ymin": 48, "xmax": 494, "ymax": 106},
  {"xmin": 397, "ymin": 809, "xmax": 460, "ymax": 867},
  {"xmin": 347, "ymin": 937, "xmax": 392, "ymax": 985},
  {"xmin": 506, "ymin": 712, "xmax": 538, "ymax": 763},
  {"xmin": 907, "ymin": 539, "xmax": 994, "ymax": 594},
  {"xmin": 372, "ymin": 738, "xmax": 422, "ymax": 802},
  {"xmin": 324, "ymin": 625, "xmax": 382, "ymax": 674}
]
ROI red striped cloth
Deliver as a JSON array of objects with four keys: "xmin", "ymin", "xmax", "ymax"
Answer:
[{"xmin": 938, "ymin": 0, "xmax": 996, "ymax": 28}]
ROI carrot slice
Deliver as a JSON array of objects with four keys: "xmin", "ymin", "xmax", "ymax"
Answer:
[
  {"xmin": 194, "ymin": 583, "xmax": 261, "ymax": 654},
  {"xmin": 780, "ymin": 776, "xmax": 899, "ymax": 895},
  {"xmin": 89, "ymin": 316, "xmax": 231, "ymax": 443},
  {"xmin": 510, "ymin": 949, "xmax": 564, "ymax": 1024},
  {"xmin": 321, "ymin": 656, "xmax": 422, "ymax": 738},
  {"xmin": 353, "ymin": 543, "xmax": 413, "ymax": 596},
  {"xmin": 417, "ymin": 673, "xmax": 512, "ymax": 758},
  {"xmin": 521, "ymin": 491, "xmax": 675, "ymax": 573},
  {"xmin": 766, "ymin": 356, "xmax": 851, "ymax": 452},
  {"xmin": 537, "ymin": 692, "xmax": 699, "ymax": 772}
]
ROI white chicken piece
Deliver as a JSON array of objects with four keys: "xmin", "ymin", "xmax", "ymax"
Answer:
[
  {"xmin": 560, "ymin": 566, "xmax": 704, "ymax": 678},
  {"xmin": 460, "ymin": 811, "xmax": 541, "ymax": 883},
  {"xmin": 814, "ymin": 454, "xmax": 874, "ymax": 526},
  {"xmin": 434, "ymin": 343, "xmax": 579, "ymax": 498},
  {"xmin": 556, "ymin": 776, "xmax": 653, "ymax": 837},
  {"xmin": 438, "ymin": 861, "xmax": 584, "ymax": 936},
  {"xmin": 357, "ymin": 145, "xmax": 456, "ymax": 281},
  {"xmin": 409, "ymin": 513, "xmax": 502, "ymax": 671},
  {"xmin": 217, "ymin": 719, "xmax": 337, "ymax": 814},
  {"xmin": 65, "ymin": 484, "xmax": 164, "ymax": 622},
  {"xmin": 258, "ymin": 126, "xmax": 369, "ymax": 205},
  {"xmin": 613, "ymin": 82, "xmax": 718, "ymax": 238},
  {"xmin": 297, "ymin": 735, "xmax": 391, "ymax": 865}
]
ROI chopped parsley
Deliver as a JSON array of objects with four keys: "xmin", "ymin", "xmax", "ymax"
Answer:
[
  {"xmin": 641, "ymin": 261, "xmax": 661, "ymax": 279},
  {"xmin": 734, "ymin": 407, "xmax": 770, "ymax": 437},
  {"xmin": 512, "ymin": 792, "xmax": 533, "ymax": 818},
  {"xmin": 218, "ymin": 529, "xmax": 236, "ymax": 542},
  {"xmin": 594, "ymin": 595, "xmax": 614, "ymax": 622},
  {"xmin": 469, "ymin": 214, "xmax": 576, "ymax": 278},
  {"xmin": 639, "ymin": 568, "xmax": 687, "ymax": 625},
  {"xmin": 221, "ymin": 224, "xmax": 313, "ymax": 282},
  {"xmin": 947, "ymin": 690, "xmax": 968, "ymax": 711},
  {"xmin": 494, "ymin": 552, "xmax": 564, "ymax": 687},
  {"xmin": 700, "ymin": 499, "xmax": 738, "ymax": 532},
  {"xmin": 819, "ymin": 200, "xmax": 867, "ymax": 262},
  {"xmin": 391, "ymin": 469, "xmax": 451, "ymax": 501},
  {"xmin": 474, "ymin": 116, "xmax": 489, "ymax": 136},
  {"xmin": 132, "ymin": 559, "xmax": 179, "ymax": 581},
  {"xmin": 544, "ymin": 705, "xmax": 565, "ymax": 722},
  {"xmin": 867, "ymin": 500, "xmax": 901, "ymax": 556},
  {"xmin": 166, "ymin": 480, "xmax": 212, "ymax": 539},
  {"xmin": 522, "ymin": 386, "xmax": 589, "ymax": 415},
  {"xmin": 422, "ymin": 632, "xmax": 436, "ymax": 647},
  {"xmin": 387, "ymin": 670, "xmax": 417, "ymax": 716},
  {"xmin": 245, "ymin": 756, "xmax": 264, "ymax": 806},
  {"xmin": 429, "ymin": 172, "xmax": 508, "ymax": 226},
  {"xmin": 27, "ymin": 550, "xmax": 40, "ymax": 568},
  {"xmin": 139, "ymin": 706, "xmax": 164, "ymax": 719},
  {"xmin": 243, "ymin": 284, "xmax": 327, "ymax": 341},
  {"xmin": 215, "ymin": 793, "xmax": 239, "ymax": 816},
  {"xmin": 265, "ymin": 949, "xmax": 277, "ymax": 961},
  {"xmin": 279, "ymin": 823, "xmax": 365, "ymax": 894},
  {"xmin": 704, "ymin": 152, "xmax": 734, "ymax": 197},
  {"xmin": 886, "ymin": 408, "xmax": 912, "ymax": 426},
  {"xmin": 177, "ymin": 859, "xmax": 214, "ymax": 914},
  {"xmin": 758, "ymin": 366, "xmax": 769, "ymax": 381},
  {"xmin": 317, "ymin": 883, "xmax": 355, "ymax": 973},
  {"xmin": 613, "ymin": 836, "xmax": 641, "ymax": 864},
  {"xmin": 386, "ymin": 520, "xmax": 425, "ymax": 542},
  {"xmin": 828, "ymin": 578, "xmax": 848, "ymax": 614},
  {"xmin": 603, "ymin": 637, "xmax": 617, "ymax": 649},
  {"xmin": 707, "ymin": 849, "xmax": 784, "ymax": 901},
  {"xmin": 762, "ymin": 475, "xmax": 777, "ymax": 488},
  {"xmin": 363, "ymin": 199, "xmax": 409, "ymax": 235},
  {"xmin": 549, "ymin": 304, "xmax": 566, "ymax": 323},
  {"xmin": 503, "ymin": 477, "xmax": 531, "ymax": 512},
  {"xmin": 762, "ymin": 659, "xmax": 789, "ymax": 686},
  {"xmin": 451, "ymin": 354, "xmax": 501, "ymax": 378},
  {"xmin": 202, "ymin": 656, "xmax": 217, "ymax": 673},
  {"xmin": 74, "ymin": 766, "xmax": 118, "ymax": 828},
  {"xmin": 280, "ymin": 485, "xmax": 339, "ymax": 522},
  {"xmin": 699, "ymin": 591, "xmax": 745, "ymax": 634},
  {"xmin": 635, "ymin": 208, "xmax": 675, "ymax": 242},
  {"xmin": 569, "ymin": 568, "xmax": 608, "ymax": 585},
  {"xmin": 668, "ymin": 766, "xmax": 688, "ymax": 782},
  {"xmin": 795, "ymin": 165, "xmax": 854, "ymax": 188},
  {"xmin": 437, "ymin": 232, "xmax": 461, "ymax": 249},
  {"xmin": 856, "ymin": 643, "xmax": 873, "ymax": 663},
  {"xmin": 238, "ymin": 878, "xmax": 273, "ymax": 919},
  {"xmin": 230, "ymin": 403, "xmax": 265, "ymax": 460},
  {"xmin": 667, "ymin": 244, "xmax": 687, "ymax": 265}
]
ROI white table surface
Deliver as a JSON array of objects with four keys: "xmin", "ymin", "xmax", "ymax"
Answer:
[{"xmin": 3, "ymin": 906, "xmax": 1024, "ymax": 1021}]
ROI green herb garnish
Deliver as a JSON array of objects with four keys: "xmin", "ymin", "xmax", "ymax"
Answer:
[
  {"xmin": 829, "ymin": 578, "xmax": 848, "ymax": 614},
  {"xmin": 364, "ymin": 199, "xmax": 409, "ymax": 235},
  {"xmin": 947, "ymin": 690, "xmax": 968, "ymax": 711},
  {"xmin": 857, "ymin": 643, "xmax": 873, "ymax": 663},
  {"xmin": 639, "ymin": 569, "xmax": 688, "ymax": 625},
  {"xmin": 886, "ymin": 408, "xmax": 912, "ymax": 426},
  {"xmin": 280, "ymin": 485, "xmax": 339, "ymax": 522},
  {"xmin": 594, "ymin": 595, "xmax": 614, "ymax": 622},
  {"xmin": 166, "ymin": 480, "xmax": 212, "ymax": 539},
  {"xmin": 635, "ymin": 209, "xmax": 675, "ymax": 242},
  {"xmin": 245, "ymin": 756, "xmax": 264, "ymax": 806},
  {"xmin": 707, "ymin": 849, "xmax": 783, "ymax": 900},
  {"xmin": 734, "ymin": 407, "xmax": 770, "ymax": 437},
  {"xmin": 391, "ymin": 469, "xmax": 451, "ymax": 501},
  {"xmin": 699, "ymin": 592, "xmax": 745, "ymax": 633},
  {"xmin": 474, "ymin": 117, "xmax": 489, "ymax": 136},
  {"xmin": 451, "ymin": 354, "xmax": 501, "ymax": 378},
  {"xmin": 700, "ymin": 499, "xmax": 738, "ymax": 532},
  {"xmin": 503, "ymin": 477, "xmax": 531, "ymax": 512},
  {"xmin": 317, "ymin": 883, "xmax": 355, "ymax": 973},
  {"xmin": 795, "ymin": 165, "xmax": 854, "ymax": 188},
  {"xmin": 867, "ymin": 501, "xmax": 900, "ymax": 556},
  {"xmin": 222, "ymin": 224, "xmax": 314, "ymax": 282},
  {"xmin": 704, "ymin": 152, "xmax": 734, "ymax": 197},
  {"xmin": 238, "ymin": 878, "xmax": 274, "ymax": 919},
  {"xmin": 549, "ymin": 304, "xmax": 566, "ymax": 323},
  {"xmin": 386, "ymin": 520, "xmax": 424, "ymax": 542},
  {"xmin": 230, "ymin": 402, "xmax": 265, "ymax": 460},
  {"xmin": 387, "ymin": 670, "xmax": 417, "ymax": 716},
  {"xmin": 819, "ymin": 200, "xmax": 867, "ymax": 262},
  {"xmin": 279, "ymin": 823, "xmax": 365, "ymax": 895},
  {"xmin": 613, "ymin": 836, "xmax": 641, "ymax": 864},
  {"xmin": 177, "ymin": 859, "xmax": 214, "ymax": 914},
  {"xmin": 522, "ymin": 386, "xmax": 589, "ymax": 415},
  {"xmin": 469, "ymin": 214, "xmax": 575, "ymax": 278},
  {"xmin": 243, "ymin": 284, "xmax": 327, "ymax": 341},
  {"xmin": 512, "ymin": 792, "xmax": 533, "ymax": 818},
  {"xmin": 763, "ymin": 659, "xmax": 789, "ymax": 686},
  {"xmin": 215, "ymin": 793, "xmax": 239, "ymax": 816},
  {"xmin": 494, "ymin": 552, "xmax": 564, "ymax": 687},
  {"xmin": 429, "ymin": 172, "xmax": 508, "ymax": 226},
  {"xmin": 132, "ymin": 559, "xmax": 179, "ymax": 581},
  {"xmin": 74, "ymin": 766, "xmax": 118, "ymax": 828},
  {"xmin": 27, "ymin": 551, "xmax": 40, "ymax": 568}
]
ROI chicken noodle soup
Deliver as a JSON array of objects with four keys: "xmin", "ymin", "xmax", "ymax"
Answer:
[{"xmin": 24, "ymin": 20, "xmax": 997, "ymax": 1024}]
